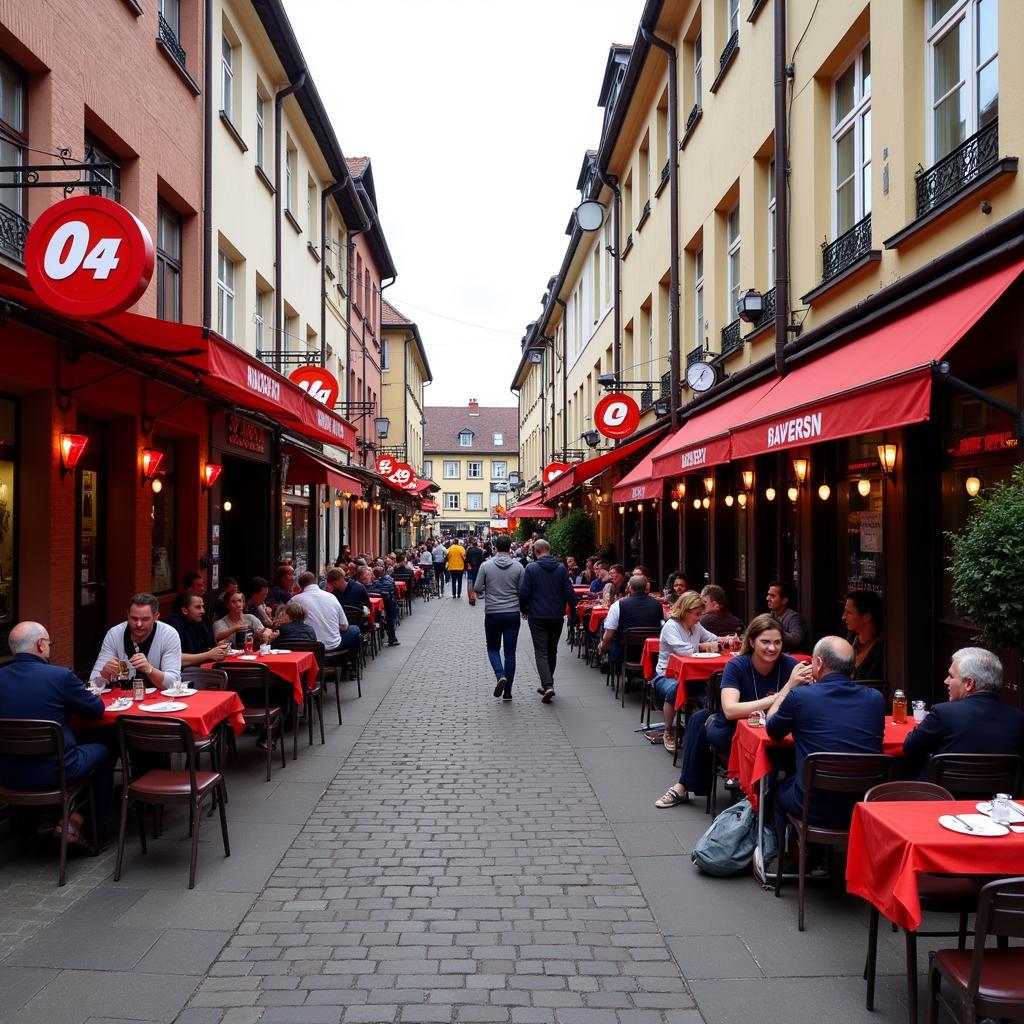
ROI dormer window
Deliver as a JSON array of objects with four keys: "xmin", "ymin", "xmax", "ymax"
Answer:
[
  {"xmin": 458, "ymin": 430, "xmax": 473, "ymax": 447},
  {"xmin": 494, "ymin": 433, "xmax": 504, "ymax": 446}
]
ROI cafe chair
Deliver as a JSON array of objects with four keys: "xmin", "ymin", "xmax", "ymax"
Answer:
[
  {"xmin": 928, "ymin": 875, "xmax": 1024, "ymax": 1024},
  {"xmin": 271, "ymin": 640, "xmax": 327, "ymax": 750},
  {"xmin": 621, "ymin": 627, "xmax": 662, "ymax": 709},
  {"xmin": 0, "ymin": 719, "xmax": 98, "ymax": 886},
  {"xmin": 927, "ymin": 753, "xmax": 1023, "ymax": 800},
  {"xmin": 857, "ymin": 678, "xmax": 890, "ymax": 702},
  {"xmin": 701, "ymin": 672, "xmax": 730, "ymax": 815},
  {"xmin": 342, "ymin": 605, "xmax": 373, "ymax": 667},
  {"xmin": 112, "ymin": 716, "xmax": 229, "ymax": 890},
  {"xmin": 220, "ymin": 663, "xmax": 286, "ymax": 781},
  {"xmin": 774, "ymin": 752, "xmax": 895, "ymax": 931},
  {"xmin": 179, "ymin": 667, "xmax": 230, "ymax": 801},
  {"xmin": 861, "ymin": 781, "xmax": 979, "ymax": 1022}
]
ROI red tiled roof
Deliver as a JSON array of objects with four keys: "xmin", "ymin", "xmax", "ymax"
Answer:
[
  {"xmin": 346, "ymin": 156, "xmax": 369, "ymax": 177},
  {"xmin": 381, "ymin": 298, "xmax": 413, "ymax": 326},
  {"xmin": 423, "ymin": 405, "xmax": 519, "ymax": 454}
]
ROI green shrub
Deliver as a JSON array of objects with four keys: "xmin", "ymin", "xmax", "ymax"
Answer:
[
  {"xmin": 948, "ymin": 463, "xmax": 1024, "ymax": 651},
  {"xmin": 543, "ymin": 509, "xmax": 595, "ymax": 565}
]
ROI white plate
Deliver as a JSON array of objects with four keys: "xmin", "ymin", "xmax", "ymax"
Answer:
[
  {"xmin": 977, "ymin": 801, "xmax": 1024, "ymax": 823},
  {"xmin": 138, "ymin": 701, "xmax": 188, "ymax": 712},
  {"xmin": 88, "ymin": 687, "xmax": 111, "ymax": 695},
  {"xmin": 689, "ymin": 652, "xmax": 723, "ymax": 659},
  {"xmin": 237, "ymin": 654, "xmax": 258, "ymax": 660},
  {"xmin": 108, "ymin": 698, "xmax": 133, "ymax": 711},
  {"xmin": 269, "ymin": 649, "xmax": 290, "ymax": 655},
  {"xmin": 938, "ymin": 813, "xmax": 1010, "ymax": 837},
  {"xmin": 164, "ymin": 687, "xmax": 197, "ymax": 698}
]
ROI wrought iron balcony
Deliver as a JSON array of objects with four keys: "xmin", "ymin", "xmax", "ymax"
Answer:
[
  {"xmin": 721, "ymin": 318, "xmax": 742, "ymax": 356},
  {"xmin": 821, "ymin": 213, "xmax": 872, "ymax": 283},
  {"xmin": 639, "ymin": 384, "xmax": 654, "ymax": 410},
  {"xmin": 686, "ymin": 344, "xmax": 705, "ymax": 367},
  {"xmin": 685, "ymin": 103, "xmax": 701, "ymax": 134},
  {"xmin": 660, "ymin": 160, "xmax": 669, "ymax": 187},
  {"xmin": 660, "ymin": 370, "xmax": 671, "ymax": 398},
  {"xmin": 158, "ymin": 12, "xmax": 187, "ymax": 69},
  {"xmin": 916, "ymin": 118, "xmax": 999, "ymax": 218},
  {"xmin": 750, "ymin": 286, "xmax": 776, "ymax": 331},
  {"xmin": 0, "ymin": 202, "xmax": 29, "ymax": 263},
  {"xmin": 719, "ymin": 30, "xmax": 739, "ymax": 73}
]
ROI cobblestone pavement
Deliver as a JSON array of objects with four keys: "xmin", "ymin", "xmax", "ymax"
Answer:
[{"xmin": 180, "ymin": 595, "xmax": 701, "ymax": 1024}]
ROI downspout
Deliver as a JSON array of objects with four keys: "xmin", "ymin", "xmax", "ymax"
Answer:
[
  {"xmin": 402, "ymin": 335, "xmax": 410, "ymax": 456},
  {"xmin": 320, "ymin": 181, "xmax": 348, "ymax": 368},
  {"xmin": 773, "ymin": 0, "xmax": 790, "ymax": 377},
  {"xmin": 344, "ymin": 230, "xmax": 363, "ymax": 407},
  {"xmin": 554, "ymin": 297, "xmax": 568, "ymax": 456},
  {"xmin": 596, "ymin": 167, "xmax": 622, "ymax": 382},
  {"xmin": 641, "ymin": 28, "xmax": 680, "ymax": 423},
  {"xmin": 360, "ymin": 313, "xmax": 367, "ymax": 462},
  {"xmin": 202, "ymin": 0, "xmax": 213, "ymax": 330},
  {"xmin": 274, "ymin": 71, "xmax": 307, "ymax": 372},
  {"xmin": 380, "ymin": 274, "xmax": 397, "ymax": 424}
]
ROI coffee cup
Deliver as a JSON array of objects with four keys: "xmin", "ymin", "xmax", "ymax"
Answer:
[{"xmin": 259, "ymin": 643, "xmax": 272, "ymax": 655}]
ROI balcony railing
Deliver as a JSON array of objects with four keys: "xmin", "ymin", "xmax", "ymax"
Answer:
[
  {"xmin": 158, "ymin": 12, "xmax": 187, "ymax": 69},
  {"xmin": 686, "ymin": 344, "xmax": 705, "ymax": 367},
  {"xmin": 916, "ymin": 118, "xmax": 999, "ymax": 218},
  {"xmin": 0, "ymin": 202, "xmax": 29, "ymax": 263},
  {"xmin": 660, "ymin": 370, "xmax": 671, "ymax": 398},
  {"xmin": 685, "ymin": 103, "xmax": 701, "ymax": 134},
  {"xmin": 750, "ymin": 285, "xmax": 776, "ymax": 331},
  {"xmin": 721, "ymin": 318, "xmax": 742, "ymax": 356},
  {"xmin": 719, "ymin": 29, "xmax": 739, "ymax": 74},
  {"xmin": 639, "ymin": 384, "xmax": 654, "ymax": 410},
  {"xmin": 821, "ymin": 213, "xmax": 872, "ymax": 283}
]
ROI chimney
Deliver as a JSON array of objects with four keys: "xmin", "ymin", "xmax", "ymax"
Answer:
[{"xmin": 468, "ymin": 398, "xmax": 479, "ymax": 416}]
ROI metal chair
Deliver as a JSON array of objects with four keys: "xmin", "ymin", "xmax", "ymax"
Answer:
[
  {"xmin": 620, "ymin": 627, "xmax": 662, "ymax": 708},
  {"xmin": 220, "ymin": 663, "xmax": 286, "ymax": 781},
  {"xmin": 180, "ymin": 666, "xmax": 230, "ymax": 795},
  {"xmin": 774, "ymin": 752, "xmax": 895, "ymax": 930},
  {"xmin": 271, "ymin": 639, "xmax": 328, "ymax": 749},
  {"xmin": 0, "ymin": 719, "xmax": 98, "ymax": 886},
  {"xmin": 701, "ymin": 672, "xmax": 729, "ymax": 815},
  {"xmin": 927, "ymin": 753, "xmax": 1023, "ymax": 799}
]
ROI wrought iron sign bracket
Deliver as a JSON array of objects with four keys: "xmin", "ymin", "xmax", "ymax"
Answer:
[
  {"xmin": 933, "ymin": 360, "xmax": 1024, "ymax": 439},
  {"xmin": 0, "ymin": 159, "xmax": 116, "ymax": 198},
  {"xmin": 55, "ymin": 344, "xmax": 128, "ymax": 413}
]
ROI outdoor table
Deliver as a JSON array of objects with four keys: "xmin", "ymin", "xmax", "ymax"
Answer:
[
  {"xmin": 641, "ymin": 637, "xmax": 660, "ymax": 680},
  {"xmin": 395, "ymin": 580, "xmax": 408, "ymax": 599},
  {"xmin": 576, "ymin": 600, "xmax": 597, "ymax": 620},
  {"xmin": 86, "ymin": 689, "xmax": 246, "ymax": 737},
  {"xmin": 573, "ymin": 585, "xmax": 591, "ymax": 595},
  {"xmin": 666, "ymin": 651, "xmax": 735, "ymax": 708},
  {"xmin": 413, "ymin": 567, "xmax": 423, "ymax": 579},
  {"xmin": 588, "ymin": 606, "xmax": 609, "ymax": 633},
  {"xmin": 369, "ymin": 595, "xmax": 385, "ymax": 623},
  {"xmin": 220, "ymin": 650, "xmax": 317, "ymax": 706}
]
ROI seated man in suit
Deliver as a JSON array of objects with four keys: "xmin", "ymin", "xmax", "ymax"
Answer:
[
  {"xmin": 904, "ymin": 647, "xmax": 1024, "ymax": 778},
  {"xmin": 596, "ymin": 575, "xmax": 665, "ymax": 666},
  {"xmin": 0, "ymin": 621, "xmax": 113, "ymax": 842},
  {"xmin": 766, "ymin": 635, "xmax": 884, "ymax": 830}
]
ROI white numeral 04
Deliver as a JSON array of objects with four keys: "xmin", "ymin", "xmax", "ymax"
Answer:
[{"xmin": 44, "ymin": 220, "xmax": 122, "ymax": 281}]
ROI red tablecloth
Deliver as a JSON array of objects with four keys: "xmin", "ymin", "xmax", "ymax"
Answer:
[
  {"xmin": 413, "ymin": 567, "xmax": 423, "ymax": 578},
  {"xmin": 728, "ymin": 717, "xmax": 918, "ymax": 809},
  {"xmin": 846, "ymin": 800, "xmax": 1024, "ymax": 931},
  {"xmin": 573, "ymin": 586, "xmax": 591, "ymax": 595},
  {"xmin": 666, "ymin": 652, "xmax": 735, "ymax": 707},
  {"xmin": 88, "ymin": 689, "xmax": 246, "ymax": 737},
  {"xmin": 641, "ymin": 637, "xmax": 660, "ymax": 680},
  {"xmin": 221, "ymin": 651, "xmax": 317, "ymax": 705},
  {"xmin": 588, "ymin": 606, "xmax": 609, "ymax": 633},
  {"xmin": 369, "ymin": 595, "xmax": 385, "ymax": 623},
  {"xmin": 395, "ymin": 580, "xmax": 408, "ymax": 598}
]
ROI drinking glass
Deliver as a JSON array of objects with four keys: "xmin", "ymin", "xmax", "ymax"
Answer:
[{"xmin": 991, "ymin": 793, "xmax": 1014, "ymax": 825}]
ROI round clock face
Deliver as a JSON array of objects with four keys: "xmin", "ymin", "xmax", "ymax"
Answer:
[{"xmin": 687, "ymin": 361, "xmax": 716, "ymax": 392}]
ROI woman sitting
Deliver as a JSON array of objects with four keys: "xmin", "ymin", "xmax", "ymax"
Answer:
[
  {"xmin": 842, "ymin": 590, "xmax": 884, "ymax": 681},
  {"xmin": 275, "ymin": 601, "xmax": 317, "ymax": 643},
  {"xmin": 654, "ymin": 613, "xmax": 808, "ymax": 806},
  {"xmin": 650, "ymin": 592, "xmax": 721, "ymax": 753},
  {"xmin": 213, "ymin": 590, "xmax": 274, "ymax": 647}
]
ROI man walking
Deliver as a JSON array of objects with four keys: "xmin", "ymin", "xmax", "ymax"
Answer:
[
  {"xmin": 432, "ymin": 538, "xmax": 448, "ymax": 597},
  {"xmin": 464, "ymin": 537, "xmax": 485, "ymax": 605},
  {"xmin": 446, "ymin": 537, "xmax": 467, "ymax": 599},
  {"xmin": 474, "ymin": 534, "xmax": 525, "ymax": 699},
  {"xmin": 519, "ymin": 539, "xmax": 576, "ymax": 703}
]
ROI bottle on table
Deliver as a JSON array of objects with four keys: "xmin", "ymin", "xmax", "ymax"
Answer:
[
  {"xmin": 244, "ymin": 630, "xmax": 254, "ymax": 655},
  {"xmin": 133, "ymin": 675, "xmax": 145, "ymax": 702},
  {"xmin": 892, "ymin": 688, "xmax": 907, "ymax": 724}
]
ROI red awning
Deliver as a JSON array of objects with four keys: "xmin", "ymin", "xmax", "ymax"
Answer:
[
  {"xmin": 650, "ymin": 378, "xmax": 778, "ymax": 479},
  {"xmin": 506, "ymin": 490, "xmax": 555, "ymax": 520},
  {"xmin": 406, "ymin": 478, "xmax": 439, "ymax": 496},
  {"xmin": 283, "ymin": 445, "xmax": 363, "ymax": 493},
  {"xmin": 729, "ymin": 258, "xmax": 1024, "ymax": 459},
  {"xmin": 421, "ymin": 500, "xmax": 438, "ymax": 513},
  {"xmin": 612, "ymin": 453, "xmax": 664, "ymax": 504},
  {"xmin": 545, "ymin": 429, "xmax": 668, "ymax": 502}
]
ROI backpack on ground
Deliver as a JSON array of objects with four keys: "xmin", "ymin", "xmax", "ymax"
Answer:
[{"xmin": 690, "ymin": 797, "xmax": 761, "ymax": 877}]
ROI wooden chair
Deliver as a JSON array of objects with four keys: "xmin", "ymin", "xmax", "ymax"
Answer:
[
  {"xmin": 927, "ymin": 753, "xmax": 1023, "ymax": 799},
  {"xmin": 858, "ymin": 678, "xmax": 890, "ymax": 701},
  {"xmin": 0, "ymin": 719, "xmax": 98, "ymax": 886},
  {"xmin": 620, "ymin": 627, "xmax": 662, "ymax": 709},
  {"xmin": 774, "ymin": 752, "xmax": 895, "ymax": 930},
  {"xmin": 271, "ymin": 640, "xmax": 327, "ymax": 749},
  {"xmin": 862, "ymin": 781, "xmax": 980, "ymax": 1022},
  {"xmin": 928, "ymin": 875, "xmax": 1024, "ymax": 1024},
  {"xmin": 113, "ymin": 716, "xmax": 229, "ymax": 890},
  {"xmin": 220, "ymin": 663, "xmax": 286, "ymax": 781}
]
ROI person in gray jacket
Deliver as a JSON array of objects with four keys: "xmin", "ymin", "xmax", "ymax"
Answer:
[{"xmin": 473, "ymin": 534, "xmax": 526, "ymax": 700}]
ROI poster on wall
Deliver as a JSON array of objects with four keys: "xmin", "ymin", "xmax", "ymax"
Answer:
[{"xmin": 860, "ymin": 512, "xmax": 882, "ymax": 554}]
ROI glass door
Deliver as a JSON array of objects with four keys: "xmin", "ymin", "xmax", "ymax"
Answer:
[{"xmin": 74, "ymin": 419, "xmax": 107, "ymax": 670}]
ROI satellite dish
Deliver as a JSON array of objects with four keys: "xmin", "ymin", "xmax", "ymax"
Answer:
[{"xmin": 574, "ymin": 200, "xmax": 606, "ymax": 232}]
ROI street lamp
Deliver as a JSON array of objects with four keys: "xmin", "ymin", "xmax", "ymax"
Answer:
[
  {"xmin": 597, "ymin": 372, "xmax": 618, "ymax": 389},
  {"xmin": 582, "ymin": 429, "xmax": 600, "ymax": 449},
  {"xmin": 528, "ymin": 349, "xmax": 544, "ymax": 365},
  {"xmin": 508, "ymin": 470, "xmax": 522, "ymax": 489},
  {"xmin": 653, "ymin": 398, "xmax": 671, "ymax": 417},
  {"xmin": 736, "ymin": 289, "xmax": 765, "ymax": 323},
  {"xmin": 574, "ymin": 200, "xmax": 607, "ymax": 232},
  {"xmin": 374, "ymin": 415, "xmax": 390, "ymax": 439}
]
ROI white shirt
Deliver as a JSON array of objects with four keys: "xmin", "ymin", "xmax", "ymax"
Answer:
[
  {"xmin": 655, "ymin": 618, "xmax": 718, "ymax": 676},
  {"xmin": 292, "ymin": 584, "xmax": 349, "ymax": 651},
  {"xmin": 432, "ymin": 544, "xmax": 446, "ymax": 562},
  {"xmin": 604, "ymin": 597, "xmax": 665, "ymax": 633},
  {"xmin": 91, "ymin": 620, "xmax": 182, "ymax": 690}
]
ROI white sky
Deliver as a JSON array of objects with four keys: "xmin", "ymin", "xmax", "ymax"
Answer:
[{"xmin": 286, "ymin": 0, "xmax": 646, "ymax": 408}]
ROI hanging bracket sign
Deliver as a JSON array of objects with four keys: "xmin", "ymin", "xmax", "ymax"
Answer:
[
  {"xmin": 288, "ymin": 365, "xmax": 340, "ymax": 407},
  {"xmin": 594, "ymin": 393, "xmax": 640, "ymax": 440}
]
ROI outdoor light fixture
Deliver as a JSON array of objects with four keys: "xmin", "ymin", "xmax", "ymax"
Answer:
[
  {"xmin": 582, "ymin": 429, "xmax": 600, "ymax": 448},
  {"xmin": 741, "ymin": 469, "xmax": 753, "ymax": 491},
  {"xmin": 636, "ymin": 503, "xmax": 644, "ymax": 512},
  {"xmin": 59, "ymin": 433, "xmax": 89, "ymax": 473},
  {"xmin": 818, "ymin": 484, "xmax": 831, "ymax": 501},
  {"xmin": 508, "ymin": 470, "xmax": 521, "ymax": 488},
  {"xmin": 765, "ymin": 486, "xmax": 776, "ymax": 502},
  {"xmin": 653, "ymin": 398, "xmax": 671, "ymax": 417},
  {"xmin": 374, "ymin": 416, "xmax": 391, "ymax": 439},
  {"xmin": 528, "ymin": 349, "xmax": 544, "ymax": 365},
  {"xmin": 736, "ymin": 289, "xmax": 765, "ymax": 324},
  {"xmin": 343, "ymin": 490, "xmax": 352, "ymax": 500},
  {"xmin": 693, "ymin": 498, "xmax": 701, "ymax": 510},
  {"xmin": 222, "ymin": 500, "xmax": 233, "ymax": 512},
  {"xmin": 151, "ymin": 478, "xmax": 163, "ymax": 494},
  {"xmin": 676, "ymin": 481, "xmax": 686, "ymax": 497},
  {"xmin": 737, "ymin": 492, "xmax": 748, "ymax": 508},
  {"xmin": 965, "ymin": 475, "xmax": 982, "ymax": 497},
  {"xmin": 703, "ymin": 475, "xmax": 714, "ymax": 495},
  {"xmin": 702, "ymin": 496, "xmax": 711, "ymax": 509},
  {"xmin": 141, "ymin": 448, "xmax": 164, "ymax": 481},
  {"xmin": 203, "ymin": 463, "xmax": 223, "ymax": 489},
  {"xmin": 399, "ymin": 515, "xmax": 406, "ymax": 525},
  {"xmin": 618, "ymin": 505, "xmax": 625, "ymax": 515},
  {"xmin": 372, "ymin": 501, "xmax": 382, "ymax": 511},
  {"xmin": 335, "ymin": 495, "xmax": 343, "ymax": 508},
  {"xmin": 597, "ymin": 372, "xmax": 618, "ymax": 389},
  {"xmin": 792, "ymin": 458, "xmax": 808, "ymax": 486},
  {"xmin": 670, "ymin": 499, "xmax": 679, "ymax": 510},
  {"xmin": 857, "ymin": 478, "xmax": 872, "ymax": 498},
  {"xmin": 787, "ymin": 485, "xmax": 799, "ymax": 503},
  {"xmin": 877, "ymin": 443, "xmax": 897, "ymax": 478},
  {"xmin": 574, "ymin": 199, "xmax": 607, "ymax": 232},
  {"xmin": 724, "ymin": 494, "xmax": 734, "ymax": 507}
]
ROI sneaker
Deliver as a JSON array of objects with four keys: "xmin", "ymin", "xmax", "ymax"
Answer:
[
  {"xmin": 724, "ymin": 776, "xmax": 740, "ymax": 790},
  {"xmin": 502, "ymin": 693, "xmax": 513, "ymax": 701},
  {"xmin": 494, "ymin": 677, "xmax": 507, "ymax": 698},
  {"xmin": 536, "ymin": 687, "xmax": 546, "ymax": 696},
  {"xmin": 663, "ymin": 731, "xmax": 676, "ymax": 753},
  {"xmin": 387, "ymin": 640, "xmax": 401, "ymax": 647},
  {"xmin": 541, "ymin": 688, "xmax": 555, "ymax": 703}
]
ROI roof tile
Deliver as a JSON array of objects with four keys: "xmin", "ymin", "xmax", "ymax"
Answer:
[{"xmin": 424, "ymin": 405, "xmax": 519, "ymax": 454}]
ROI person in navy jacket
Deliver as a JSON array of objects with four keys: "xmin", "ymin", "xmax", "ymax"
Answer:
[
  {"xmin": 766, "ymin": 635, "xmax": 884, "ymax": 829},
  {"xmin": 0, "ymin": 621, "xmax": 113, "ymax": 840},
  {"xmin": 519, "ymin": 539, "xmax": 577, "ymax": 703},
  {"xmin": 903, "ymin": 647, "xmax": 1024, "ymax": 778}
]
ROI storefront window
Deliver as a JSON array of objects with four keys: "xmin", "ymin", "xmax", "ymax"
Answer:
[
  {"xmin": 0, "ymin": 399, "xmax": 16, "ymax": 626},
  {"xmin": 733, "ymin": 501, "xmax": 747, "ymax": 583},
  {"xmin": 280, "ymin": 486, "xmax": 310, "ymax": 575},
  {"xmin": 150, "ymin": 440, "xmax": 175, "ymax": 594},
  {"xmin": 840, "ymin": 435, "xmax": 884, "ymax": 595}
]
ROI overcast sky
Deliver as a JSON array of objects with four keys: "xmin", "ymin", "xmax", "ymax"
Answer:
[{"xmin": 286, "ymin": 0, "xmax": 646, "ymax": 408}]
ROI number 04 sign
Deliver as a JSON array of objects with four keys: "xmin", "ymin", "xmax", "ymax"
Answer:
[
  {"xmin": 25, "ymin": 196, "xmax": 155, "ymax": 318},
  {"xmin": 593, "ymin": 393, "xmax": 640, "ymax": 440}
]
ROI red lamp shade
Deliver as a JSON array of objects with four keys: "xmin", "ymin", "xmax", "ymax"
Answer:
[
  {"xmin": 141, "ymin": 448, "xmax": 164, "ymax": 480},
  {"xmin": 59, "ymin": 433, "xmax": 89, "ymax": 471},
  {"xmin": 202, "ymin": 463, "xmax": 223, "ymax": 489}
]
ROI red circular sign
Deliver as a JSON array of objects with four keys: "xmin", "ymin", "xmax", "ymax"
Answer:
[
  {"xmin": 387, "ymin": 463, "xmax": 415, "ymax": 487},
  {"xmin": 289, "ymin": 365, "xmax": 339, "ymax": 407},
  {"xmin": 544, "ymin": 462, "xmax": 572, "ymax": 484},
  {"xmin": 24, "ymin": 196, "xmax": 155, "ymax": 318},
  {"xmin": 375, "ymin": 455, "xmax": 397, "ymax": 477},
  {"xmin": 594, "ymin": 393, "xmax": 641, "ymax": 440}
]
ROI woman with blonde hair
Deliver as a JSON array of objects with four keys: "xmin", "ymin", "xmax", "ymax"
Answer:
[{"xmin": 655, "ymin": 612, "xmax": 811, "ymax": 806}]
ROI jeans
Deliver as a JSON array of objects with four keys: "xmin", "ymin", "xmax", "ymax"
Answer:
[
  {"xmin": 433, "ymin": 563, "xmax": 446, "ymax": 595},
  {"xmin": 381, "ymin": 599, "xmax": 398, "ymax": 642},
  {"xmin": 528, "ymin": 617, "xmax": 563, "ymax": 690},
  {"xmin": 449, "ymin": 569, "xmax": 464, "ymax": 597},
  {"xmin": 484, "ymin": 612, "xmax": 520, "ymax": 693},
  {"xmin": 677, "ymin": 709, "xmax": 734, "ymax": 796},
  {"xmin": 335, "ymin": 624, "xmax": 362, "ymax": 652}
]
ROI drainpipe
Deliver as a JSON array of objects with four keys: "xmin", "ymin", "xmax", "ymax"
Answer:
[
  {"xmin": 344, "ymin": 229, "xmax": 364, "ymax": 408},
  {"xmin": 274, "ymin": 71, "xmax": 307, "ymax": 372},
  {"xmin": 360, "ymin": 313, "xmax": 367, "ymax": 462},
  {"xmin": 402, "ymin": 335, "xmax": 410, "ymax": 456},
  {"xmin": 554, "ymin": 297, "xmax": 568, "ymax": 456},
  {"xmin": 641, "ymin": 28, "xmax": 680, "ymax": 422},
  {"xmin": 202, "ymin": 0, "xmax": 213, "ymax": 330},
  {"xmin": 320, "ymin": 181, "xmax": 348, "ymax": 368},
  {"xmin": 596, "ymin": 167, "xmax": 621, "ymax": 381},
  {"xmin": 773, "ymin": 0, "xmax": 790, "ymax": 378}
]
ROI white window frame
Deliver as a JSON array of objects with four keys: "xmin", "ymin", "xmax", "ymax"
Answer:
[
  {"xmin": 831, "ymin": 42, "xmax": 872, "ymax": 238},
  {"xmin": 926, "ymin": 0, "xmax": 998, "ymax": 163},
  {"xmin": 220, "ymin": 34, "xmax": 234, "ymax": 117},
  {"xmin": 255, "ymin": 93, "xmax": 266, "ymax": 169},
  {"xmin": 728, "ymin": 0, "xmax": 740, "ymax": 38},
  {"xmin": 491, "ymin": 461, "xmax": 507, "ymax": 479},
  {"xmin": 768, "ymin": 159, "xmax": 777, "ymax": 283},
  {"xmin": 217, "ymin": 250, "xmax": 235, "ymax": 342},
  {"xmin": 694, "ymin": 248, "xmax": 704, "ymax": 349},
  {"xmin": 285, "ymin": 146, "xmax": 295, "ymax": 212},
  {"xmin": 493, "ymin": 432, "xmax": 504, "ymax": 447},
  {"xmin": 458, "ymin": 430, "xmax": 473, "ymax": 447},
  {"xmin": 646, "ymin": 306, "xmax": 654, "ymax": 377},
  {"xmin": 254, "ymin": 290, "xmax": 266, "ymax": 349},
  {"xmin": 423, "ymin": 460, "xmax": 433, "ymax": 479},
  {"xmin": 466, "ymin": 493, "xmax": 484, "ymax": 511},
  {"xmin": 443, "ymin": 460, "xmax": 460, "ymax": 479},
  {"xmin": 694, "ymin": 33, "xmax": 703, "ymax": 107},
  {"xmin": 467, "ymin": 461, "xmax": 483, "ymax": 479},
  {"xmin": 159, "ymin": 0, "xmax": 180, "ymax": 37},
  {"xmin": 444, "ymin": 492, "xmax": 460, "ymax": 510},
  {"xmin": 381, "ymin": 337, "xmax": 390, "ymax": 370},
  {"xmin": 726, "ymin": 206, "xmax": 741, "ymax": 322}
]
